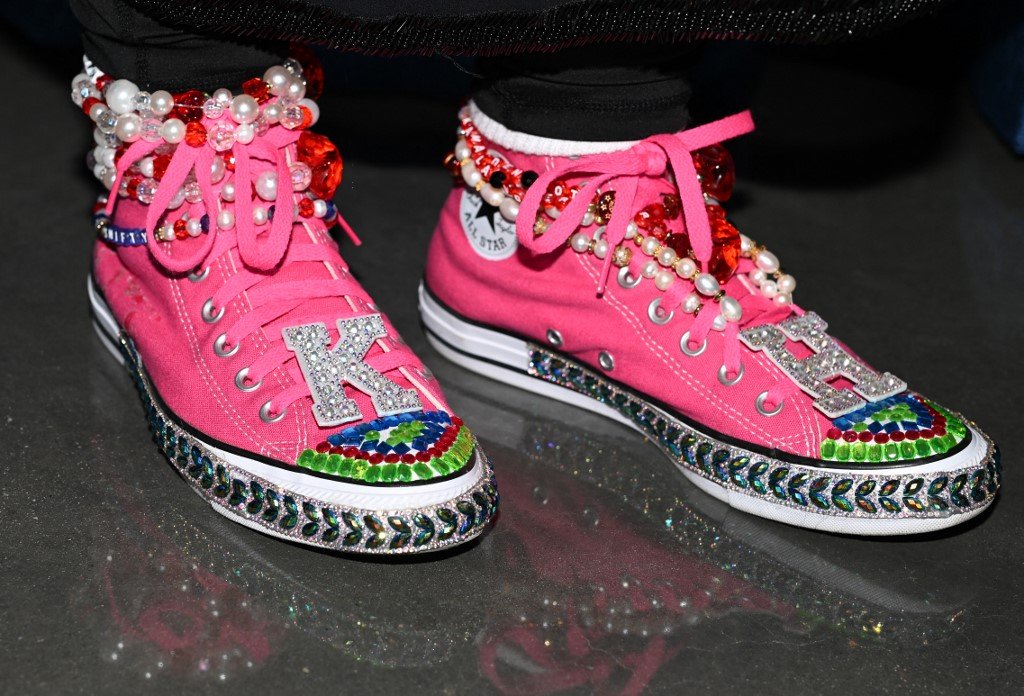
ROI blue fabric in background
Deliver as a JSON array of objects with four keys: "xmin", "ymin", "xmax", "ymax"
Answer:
[{"xmin": 971, "ymin": 2, "xmax": 1024, "ymax": 155}]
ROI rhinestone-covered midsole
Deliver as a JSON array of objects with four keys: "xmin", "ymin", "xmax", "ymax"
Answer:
[{"xmin": 528, "ymin": 346, "xmax": 998, "ymax": 519}]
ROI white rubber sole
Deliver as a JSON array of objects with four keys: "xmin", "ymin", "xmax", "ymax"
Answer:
[
  {"xmin": 88, "ymin": 275, "xmax": 497, "ymax": 553},
  {"xmin": 419, "ymin": 282, "xmax": 998, "ymax": 536}
]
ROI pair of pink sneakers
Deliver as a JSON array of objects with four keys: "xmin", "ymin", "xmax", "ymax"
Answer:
[{"xmin": 74, "ymin": 54, "xmax": 999, "ymax": 554}]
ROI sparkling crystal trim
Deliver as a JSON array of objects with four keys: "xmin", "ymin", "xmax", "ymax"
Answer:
[
  {"xmin": 282, "ymin": 315, "xmax": 421, "ymax": 427},
  {"xmin": 740, "ymin": 312, "xmax": 907, "ymax": 418},
  {"xmin": 527, "ymin": 346, "xmax": 998, "ymax": 520},
  {"xmin": 118, "ymin": 333, "xmax": 497, "ymax": 554}
]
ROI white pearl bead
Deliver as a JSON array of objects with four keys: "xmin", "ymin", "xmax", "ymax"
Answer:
[
  {"xmin": 168, "ymin": 187, "xmax": 187, "ymax": 209},
  {"xmin": 481, "ymin": 184, "xmax": 504, "ymax": 207},
  {"xmin": 213, "ymin": 88, "xmax": 233, "ymax": 105},
  {"xmin": 740, "ymin": 234, "xmax": 754, "ymax": 254},
  {"xmin": 101, "ymin": 169, "xmax": 116, "ymax": 189},
  {"xmin": 655, "ymin": 270, "xmax": 675, "ymax": 291},
  {"xmin": 217, "ymin": 209, "xmax": 235, "ymax": 230},
  {"xmin": 641, "ymin": 236, "xmax": 659, "ymax": 255},
  {"xmin": 657, "ymin": 247, "xmax": 677, "ymax": 267},
  {"xmin": 761, "ymin": 280, "xmax": 778, "ymax": 298},
  {"xmin": 720, "ymin": 295, "xmax": 743, "ymax": 322},
  {"xmin": 263, "ymin": 103, "xmax": 282, "ymax": 123},
  {"xmin": 593, "ymin": 239, "xmax": 609, "ymax": 259},
  {"xmin": 160, "ymin": 118, "xmax": 185, "ymax": 144},
  {"xmin": 253, "ymin": 206, "xmax": 269, "ymax": 225},
  {"xmin": 114, "ymin": 113, "xmax": 141, "ymax": 142},
  {"xmin": 570, "ymin": 232, "xmax": 591, "ymax": 253},
  {"xmin": 544, "ymin": 206, "xmax": 561, "ymax": 219},
  {"xmin": 92, "ymin": 162, "xmax": 104, "ymax": 180},
  {"xmin": 454, "ymin": 139, "xmax": 471, "ymax": 161},
  {"xmin": 461, "ymin": 161, "xmax": 481, "ymax": 187},
  {"xmin": 641, "ymin": 260, "xmax": 659, "ymax": 278},
  {"xmin": 283, "ymin": 78, "xmax": 306, "ymax": 103},
  {"xmin": 106, "ymin": 79, "xmax": 139, "ymax": 115},
  {"xmin": 695, "ymin": 273, "xmax": 720, "ymax": 296},
  {"xmin": 683, "ymin": 292, "xmax": 702, "ymax": 313},
  {"xmin": 186, "ymin": 218, "xmax": 203, "ymax": 237},
  {"xmin": 221, "ymin": 181, "xmax": 235, "ymax": 202},
  {"xmin": 230, "ymin": 95, "xmax": 259, "ymax": 124},
  {"xmin": 777, "ymin": 273, "xmax": 797, "ymax": 294},
  {"xmin": 499, "ymin": 197, "xmax": 519, "ymax": 221},
  {"xmin": 89, "ymin": 103, "xmax": 107, "ymax": 123},
  {"xmin": 299, "ymin": 98, "xmax": 319, "ymax": 126},
  {"xmin": 99, "ymin": 147, "xmax": 116, "ymax": 169},
  {"xmin": 264, "ymin": 66, "xmax": 291, "ymax": 96},
  {"xmin": 712, "ymin": 314, "xmax": 728, "ymax": 331},
  {"xmin": 756, "ymin": 249, "xmax": 780, "ymax": 274},
  {"xmin": 150, "ymin": 90, "xmax": 174, "ymax": 116},
  {"xmin": 774, "ymin": 293, "xmax": 792, "ymax": 306},
  {"xmin": 210, "ymin": 156, "xmax": 226, "ymax": 183},
  {"xmin": 748, "ymin": 268, "xmax": 767, "ymax": 286},
  {"xmin": 255, "ymin": 171, "xmax": 278, "ymax": 201},
  {"xmin": 313, "ymin": 199, "xmax": 328, "ymax": 218},
  {"xmin": 581, "ymin": 210, "xmax": 595, "ymax": 227},
  {"xmin": 234, "ymin": 123, "xmax": 255, "ymax": 144},
  {"xmin": 676, "ymin": 257, "xmax": 697, "ymax": 279},
  {"xmin": 625, "ymin": 221, "xmax": 639, "ymax": 236}
]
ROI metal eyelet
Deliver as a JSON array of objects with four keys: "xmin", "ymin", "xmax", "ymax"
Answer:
[
  {"xmin": 647, "ymin": 298, "xmax": 674, "ymax": 325},
  {"xmin": 679, "ymin": 331, "xmax": 707, "ymax": 357},
  {"xmin": 546, "ymin": 329, "xmax": 564, "ymax": 347},
  {"xmin": 234, "ymin": 367, "xmax": 262, "ymax": 392},
  {"xmin": 598, "ymin": 351, "xmax": 615, "ymax": 371},
  {"xmin": 259, "ymin": 400, "xmax": 287, "ymax": 423},
  {"xmin": 213, "ymin": 333, "xmax": 239, "ymax": 358},
  {"xmin": 201, "ymin": 298, "xmax": 224, "ymax": 323},
  {"xmin": 617, "ymin": 266, "xmax": 642, "ymax": 289},
  {"xmin": 188, "ymin": 267, "xmax": 209, "ymax": 283},
  {"xmin": 755, "ymin": 391, "xmax": 784, "ymax": 417},
  {"xmin": 718, "ymin": 364, "xmax": 744, "ymax": 386}
]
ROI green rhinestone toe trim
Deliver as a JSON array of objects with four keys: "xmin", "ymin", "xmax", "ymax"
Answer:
[
  {"xmin": 527, "ymin": 346, "xmax": 998, "ymax": 521},
  {"xmin": 118, "ymin": 333, "xmax": 497, "ymax": 554}
]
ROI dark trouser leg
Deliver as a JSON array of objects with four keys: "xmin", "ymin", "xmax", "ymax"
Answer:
[
  {"xmin": 70, "ymin": 0, "xmax": 287, "ymax": 91},
  {"xmin": 471, "ymin": 43, "xmax": 700, "ymax": 141}
]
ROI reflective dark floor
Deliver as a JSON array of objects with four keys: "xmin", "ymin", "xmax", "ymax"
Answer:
[{"xmin": 2, "ymin": 21, "xmax": 1023, "ymax": 696}]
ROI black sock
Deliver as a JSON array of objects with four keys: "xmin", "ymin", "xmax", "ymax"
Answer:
[
  {"xmin": 471, "ymin": 43, "xmax": 700, "ymax": 142},
  {"xmin": 70, "ymin": 0, "xmax": 287, "ymax": 92}
]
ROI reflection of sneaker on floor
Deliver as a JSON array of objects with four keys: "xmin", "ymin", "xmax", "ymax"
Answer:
[
  {"xmin": 74, "ymin": 57, "xmax": 496, "ymax": 554},
  {"xmin": 421, "ymin": 102, "xmax": 998, "ymax": 535}
]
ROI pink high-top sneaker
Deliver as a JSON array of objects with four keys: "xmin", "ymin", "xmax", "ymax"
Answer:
[
  {"xmin": 73, "ymin": 57, "xmax": 496, "ymax": 554},
  {"xmin": 421, "ymin": 103, "xmax": 998, "ymax": 535}
]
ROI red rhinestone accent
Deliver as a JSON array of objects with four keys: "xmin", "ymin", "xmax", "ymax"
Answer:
[
  {"xmin": 298, "ymin": 198, "xmax": 315, "ymax": 217},
  {"xmin": 173, "ymin": 89, "xmax": 206, "ymax": 123},
  {"xmin": 184, "ymin": 122, "xmax": 207, "ymax": 147},
  {"xmin": 296, "ymin": 131, "xmax": 343, "ymax": 200},
  {"xmin": 693, "ymin": 144, "xmax": 735, "ymax": 201},
  {"xmin": 242, "ymin": 78, "xmax": 271, "ymax": 103}
]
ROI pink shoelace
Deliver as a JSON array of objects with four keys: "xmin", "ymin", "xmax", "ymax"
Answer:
[
  {"xmin": 106, "ymin": 128, "xmax": 422, "ymax": 422},
  {"xmin": 515, "ymin": 111, "xmax": 802, "ymax": 411}
]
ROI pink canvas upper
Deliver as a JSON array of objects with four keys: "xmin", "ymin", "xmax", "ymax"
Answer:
[
  {"xmin": 95, "ymin": 156, "xmax": 452, "ymax": 467},
  {"xmin": 426, "ymin": 112, "xmax": 917, "ymax": 460}
]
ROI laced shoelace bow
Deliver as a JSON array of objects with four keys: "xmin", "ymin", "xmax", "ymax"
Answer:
[
  {"xmin": 515, "ymin": 111, "xmax": 802, "ymax": 411},
  {"xmin": 104, "ymin": 129, "xmax": 427, "ymax": 421}
]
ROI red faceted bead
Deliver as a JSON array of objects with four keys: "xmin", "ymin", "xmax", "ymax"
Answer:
[
  {"xmin": 296, "ymin": 131, "xmax": 343, "ymax": 200},
  {"xmin": 329, "ymin": 446, "xmax": 344, "ymax": 455},
  {"xmin": 298, "ymin": 105, "xmax": 314, "ymax": 130},
  {"xmin": 663, "ymin": 232, "xmax": 692, "ymax": 259},
  {"xmin": 635, "ymin": 203, "xmax": 666, "ymax": 230},
  {"xmin": 890, "ymin": 431, "xmax": 906, "ymax": 442},
  {"xmin": 384, "ymin": 453, "xmax": 401, "ymax": 463},
  {"xmin": 415, "ymin": 451, "xmax": 432, "ymax": 462},
  {"xmin": 401, "ymin": 454, "xmax": 417, "ymax": 464},
  {"xmin": 368, "ymin": 453, "xmax": 384, "ymax": 465},
  {"xmin": 874, "ymin": 433, "xmax": 890, "ymax": 444},
  {"xmin": 842, "ymin": 431, "xmax": 858, "ymax": 442},
  {"xmin": 694, "ymin": 144, "xmax": 735, "ymax": 201},
  {"xmin": 708, "ymin": 210, "xmax": 741, "ymax": 283},
  {"xmin": 151, "ymin": 153, "xmax": 171, "ymax": 180},
  {"xmin": 298, "ymin": 198, "xmax": 315, "ymax": 217},
  {"xmin": 184, "ymin": 121, "xmax": 207, "ymax": 147},
  {"xmin": 342, "ymin": 447, "xmax": 359, "ymax": 458},
  {"xmin": 173, "ymin": 89, "xmax": 206, "ymax": 123},
  {"xmin": 242, "ymin": 77, "xmax": 271, "ymax": 103},
  {"xmin": 81, "ymin": 96, "xmax": 100, "ymax": 115},
  {"xmin": 662, "ymin": 194, "xmax": 681, "ymax": 219},
  {"xmin": 126, "ymin": 177, "xmax": 140, "ymax": 198},
  {"xmin": 315, "ymin": 441, "xmax": 331, "ymax": 453},
  {"xmin": 96, "ymin": 74, "xmax": 112, "ymax": 92},
  {"xmin": 826, "ymin": 427, "xmax": 842, "ymax": 440},
  {"xmin": 648, "ymin": 222, "xmax": 668, "ymax": 241},
  {"xmin": 858, "ymin": 431, "xmax": 873, "ymax": 443},
  {"xmin": 173, "ymin": 219, "xmax": 188, "ymax": 240},
  {"xmin": 291, "ymin": 44, "xmax": 325, "ymax": 100},
  {"xmin": 906, "ymin": 430, "xmax": 920, "ymax": 440}
]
